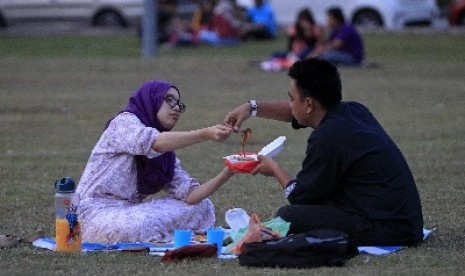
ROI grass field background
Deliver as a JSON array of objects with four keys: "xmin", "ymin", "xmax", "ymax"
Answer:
[{"xmin": 0, "ymin": 30, "xmax": 464, "ymax": 275}]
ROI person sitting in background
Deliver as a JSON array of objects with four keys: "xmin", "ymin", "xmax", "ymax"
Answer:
[
  {"xmin": 157, "ymin": 0, "xmax": 179, "ymax": 44},
  {"xmin": 242, "ymin": 0, "xmax": 277, "ymax": 40},
  {"xmin": 77, "ymin": 81, "xmax": 235, "ymax": 243},
  {"xmin": 260, "ymin": 8, "xmax": 323, "ymax": 71},
  {"xmin": 190, "ymin": 0, "xmax": 215, "ymax": 37},
  {"xmin": 287, "ymin": 8, "xmax": 324, "ymax": 60},
  {"xmin": 139, "ymin": 0, "xmax": 198, "ymax": 47},
  {"xmin": 224, "ymin": 59, "xmax": 424, "ymax": 246},
  {"xmin": 199, "ymin": 0, "xmax": 251, "ymax": 46},
  {"xmin": 310, "ymin": 7, "xmax": 365, "ymax": 66},
  {"xmin": 168, "ymin": 0, "xmax": 215, "ymax": 47}
]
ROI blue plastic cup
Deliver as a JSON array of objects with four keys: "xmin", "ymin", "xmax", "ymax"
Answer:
[
  {"xmin": 207, "ymin": 228, "xmax": 225, "ymax": 256},
  {"xmin": 173, "ymin": 229, "xmax": 192, "ymax": 249}
]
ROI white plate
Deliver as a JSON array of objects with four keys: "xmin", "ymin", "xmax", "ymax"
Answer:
[{"xmin": 257, "ymin": 136, "xmax": 286, "ymax": 158}]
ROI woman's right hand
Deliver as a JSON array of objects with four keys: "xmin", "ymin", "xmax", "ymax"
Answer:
[{"xmin": 204, "ymin": 124, "xmax": 234, "ymax": 142}]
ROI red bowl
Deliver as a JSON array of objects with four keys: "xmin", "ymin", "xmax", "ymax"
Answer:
[{"xmin": 224, "ymin": 152, "xmax": 260, "ymax": 173}]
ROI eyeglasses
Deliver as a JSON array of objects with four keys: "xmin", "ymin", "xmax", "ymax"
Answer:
[{"xmin": 164, "ymin": 95, "xmax": 186, "ymax": 113}]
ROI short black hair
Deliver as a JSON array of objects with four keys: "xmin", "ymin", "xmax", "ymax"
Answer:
[
  {"xmin": 327, "ymin": 7, "xmax": 345, "ymax": 24},
  {"xmin": 288, "ymin": 58, "xmax": 342, "ymax": 109}
]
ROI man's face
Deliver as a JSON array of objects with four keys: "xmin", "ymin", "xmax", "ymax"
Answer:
[{"xmin": 288, "ymin": 80, "xmax": 311, "ymax": 126}]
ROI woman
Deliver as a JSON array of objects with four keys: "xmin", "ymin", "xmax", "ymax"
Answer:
[
  {"xmin": 260, "ymin": 9, "xmax": 323, "ymax": 72},
  {"xmin": 288, "ymin": 8, "xmax": 324, "ymax": 60},
  {"xmin": 76, "ymin": 80, "xmax": 235, "ymax": 243}
]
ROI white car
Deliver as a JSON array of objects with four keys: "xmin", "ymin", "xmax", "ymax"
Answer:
[
  {"xmin": 0, "ymin": 0, "xmax": 143, "ymax": 28},
  {"xmin": 237, "ymin": 0, "xmax": 440, "ymax": 29}
]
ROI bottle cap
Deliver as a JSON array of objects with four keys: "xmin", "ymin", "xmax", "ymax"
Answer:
[{"xmin": 55, "ymin": 177, "xmax": 76, "ymax": 193}]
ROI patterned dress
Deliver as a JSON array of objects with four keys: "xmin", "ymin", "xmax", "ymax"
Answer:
[{"xmin": 76, "ymin": 112, "xmax": 215, "ymax": 243}]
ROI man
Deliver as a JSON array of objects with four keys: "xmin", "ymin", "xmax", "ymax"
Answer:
[
  {"xmin": 310, "ymin": 7, "xmax": 364, "ymax": 66},
  {"xmin": 224, "ymin": 58, "xmax": 423, "ymax": 246}
]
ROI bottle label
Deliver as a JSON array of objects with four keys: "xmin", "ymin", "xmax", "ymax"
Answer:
[
  {"xmin": 65, "ymin": 203, "xmax": 80, "ymax": 245},
  {"xmin": 56, "ymin": 198, "xmax": 81, "ymax": 252}
]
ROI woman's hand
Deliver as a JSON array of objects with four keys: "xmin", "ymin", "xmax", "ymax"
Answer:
[
  {"xmin": 223, "ymin": 103, "xmax": 251, "ymax": 132},
  {"xmin": 185, "ymin": 166, "xmax": 235, "ymax": 205},
  {"xmin": 221, "ymin": 166, "xmax": 236, "ymax": 178},
  {"xmin": 153, "ymin": 124, "xmax": 232, "ymax": 153},
  {"xmin": 204, "ymin": 124, "xmax": 234, "ymax": 142}
]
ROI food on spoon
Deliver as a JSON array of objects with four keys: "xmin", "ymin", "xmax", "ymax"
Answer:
[
  {"xmin": 241, "ymin": 128, "xmax": 252, "ymax": 145},
  {"xmin": 241, "ymin": 128, "xmax": 252, "ymax": 156}
]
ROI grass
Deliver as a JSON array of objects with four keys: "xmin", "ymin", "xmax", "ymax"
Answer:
[{"xmin": 0, "ymin": 30, "xmax": 465, "ymax": 275}]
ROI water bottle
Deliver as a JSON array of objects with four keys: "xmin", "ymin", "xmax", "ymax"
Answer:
[
  {"xmin": 225, "ymin": 208, "xmax": 250, "ymax": 231},
  {"xmin": 54, "ymin": 177, "xmax": 81, "ymax": 252}
]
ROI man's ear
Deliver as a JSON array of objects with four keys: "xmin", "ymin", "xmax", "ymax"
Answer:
[{"xmin": 305, "ymin": 97, "xmax": 314, "ymax": 114}]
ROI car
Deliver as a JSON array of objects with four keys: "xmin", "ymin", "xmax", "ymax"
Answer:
[
  {"xmin": 449, "ymin": 0, "xmax": 465, "ymax": 26},
  {"xmin": 236, "ymin": 0, "xmax": 440, "ymax": 29},
  {"xmin": 0, "ymin": 0, "xmax": 144, "ymax": 28}
]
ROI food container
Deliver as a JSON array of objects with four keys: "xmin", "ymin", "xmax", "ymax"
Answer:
[
  {"xmin": 225, "ymin": 208, "xmax": 250, "ymax": 231},
  {"xmin": 224, "ymin": 136, "xmax": 287, "ymax": 174},
  {"xmin": 224, "ymin": 152, "xmax": 260, "ymax": 173}
]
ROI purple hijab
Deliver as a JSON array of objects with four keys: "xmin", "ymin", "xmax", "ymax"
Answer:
[{"xmin": 120, "ymin": 80, "xmax": 178, "ymax": 195}]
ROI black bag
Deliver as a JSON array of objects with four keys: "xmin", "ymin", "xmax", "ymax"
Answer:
[{"xmin": 238, "ymin": 229, "xmax": 358, "ymax": 269}]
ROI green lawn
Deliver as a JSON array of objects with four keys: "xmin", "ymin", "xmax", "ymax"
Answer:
[{"xmin": 0, "ymin": 31, "xmax": 464, "ymax": 275}]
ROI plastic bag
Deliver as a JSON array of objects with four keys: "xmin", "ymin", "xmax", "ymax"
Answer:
[{"xmin": 230, "ymin": 214, "xmax": 289, "ymax": 254}]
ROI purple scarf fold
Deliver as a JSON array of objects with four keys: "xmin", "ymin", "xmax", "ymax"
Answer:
[{"xmin": 120, "ymin": 80, "xmax": 179, "ymax": 194}]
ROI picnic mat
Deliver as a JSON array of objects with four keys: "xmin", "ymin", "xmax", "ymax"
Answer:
[
  {"xmin": 32, "ymin": 228, "xmax": 433, "ymax": 257},
  {"xmin": 32, "ymin": 237, "xmax": 237, "ymax": 259}
]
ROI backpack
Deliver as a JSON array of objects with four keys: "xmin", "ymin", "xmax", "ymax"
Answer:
[{"xmin": 238, "ymin": 228, "xmax": 358, "ymax": 269}]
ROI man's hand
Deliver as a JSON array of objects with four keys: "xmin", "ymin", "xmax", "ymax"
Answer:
[
  {"xmin": 251, "ymin": 155, "xmax": 279, "ymax": 177},
  {"xmin": 251, "ymin": 155, "xmax": 293, "ymax": 189},
  {"xmin": 223, "ymin": 103, "xmax": 251, "ymax": 132}
]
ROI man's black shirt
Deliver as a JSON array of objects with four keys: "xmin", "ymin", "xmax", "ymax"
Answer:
[{"xmin": 289, "ymin": 102, "xmax": 424, "ymax": 245}]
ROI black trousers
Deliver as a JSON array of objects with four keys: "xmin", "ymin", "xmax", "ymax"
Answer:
[{"xmin": 276, "ymin": 204, "xmax": 419, "ymax": 246}]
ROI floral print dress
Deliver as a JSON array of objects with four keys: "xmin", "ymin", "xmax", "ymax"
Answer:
[{"xmin": 76, "ymin": 112, "xmax": 215, "ymax": 243}]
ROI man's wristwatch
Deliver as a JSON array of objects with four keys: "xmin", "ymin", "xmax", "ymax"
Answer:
[
  {"xmin": 284, "ymin": 180, "xmax": 297, "ymax": 198},
  {"xmin": 248, "ymin": 100, "xmax": 257, "ymax": 117}
]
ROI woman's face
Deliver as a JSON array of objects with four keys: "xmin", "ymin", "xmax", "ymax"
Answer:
[
  {"xmin": 298, "ymin": 18, "xmax": 312, "ymax": 32},
  {"xmin": 157, "ymin": 88, "xmax": 184, "ymax": 130}
]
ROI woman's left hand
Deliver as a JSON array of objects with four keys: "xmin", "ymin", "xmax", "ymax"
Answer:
[{"xmin": 222, "ymin": 166, "xmax": 236, "ymax": 177}]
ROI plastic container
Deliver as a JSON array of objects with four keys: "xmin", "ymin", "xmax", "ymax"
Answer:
[
  {"xmin": 223, "ymin": 136, "xmax": 286, "ymax": 173},
  {"xmin": 225, "ymin": 208, "xmax": 250, "ymax": 231},
  {"xmin": 54, "ymin": 177, "xmax": 81, "ymax": 253},
  {"xmin": 224, "ymin": 152, "xmax": 260, "ymax": 173}
]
